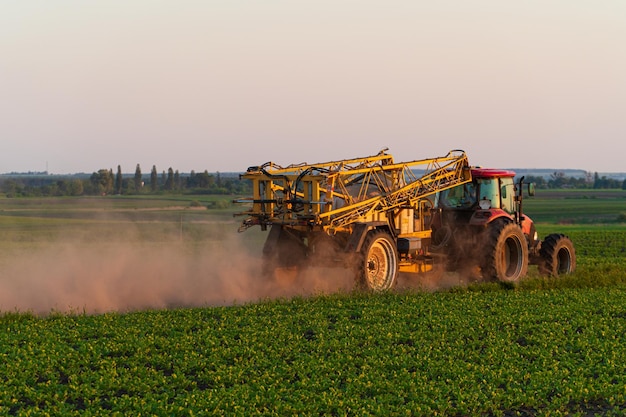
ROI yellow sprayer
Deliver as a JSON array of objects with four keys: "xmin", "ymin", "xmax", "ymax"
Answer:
[{"xmin": 235, "ymin": 149, "xmax": 575, "ymax": 291}]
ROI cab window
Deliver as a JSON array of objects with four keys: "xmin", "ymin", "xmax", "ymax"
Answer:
[
  {"xmin": 477, "ymin": 179, "xmax": 500, "ymax": 209},
  {"xmin": 438, "ymin": 183, "xmax": 476, "ymax": 208},
  {"xmin": 500, "ymin": 177, "xmax": 515, "ymax": 214}
]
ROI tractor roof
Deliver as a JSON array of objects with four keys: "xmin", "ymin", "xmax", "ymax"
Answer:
[{"xmin": 471, "ymin": 168, "xmax": 516, "ymax": 178}]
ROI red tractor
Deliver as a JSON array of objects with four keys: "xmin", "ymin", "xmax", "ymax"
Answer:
[{"xmin": 430, "ymin": 168, "xmax": 576, "ymax": 282}]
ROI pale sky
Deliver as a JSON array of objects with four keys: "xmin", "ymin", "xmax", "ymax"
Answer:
[{"xmin": 1, "ymin": 1, "xmax": 625, "ymax": 174}]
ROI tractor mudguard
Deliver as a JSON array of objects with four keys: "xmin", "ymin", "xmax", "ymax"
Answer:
[{"xmin": 469, "ymin": 209, "xmax": 511, "ymax": 227}]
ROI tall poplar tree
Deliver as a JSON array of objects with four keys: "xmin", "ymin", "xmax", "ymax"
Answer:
[
  {"xmin": 165, "ymin": 168, "xmax": 174, "ymax": 190},
  {"xmin": 150, "ymin": 165, "xmax": 158, "ymax": 192},
  {"xmin": 174, "ymin": 170, "xmax": 180, "ymax": 190},
  {"xmin": 115, "ymin": 165, "xmax": 122, "ymax": 195},
  {"xmin": 134, "ymin": 164, "xmax": 142, "ymax": 193}
]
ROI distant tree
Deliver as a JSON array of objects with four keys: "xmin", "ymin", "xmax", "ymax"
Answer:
[
  {"xmin": 207, "ymin": 171, "xmax": 215, "ymax": 188},
  {"xmin": 174, "ymin": 170, "xmax": 181, "ymax": 190},
  {"xmin": 90, "ymin": 169, "xmax": 114, "ymax": 195},
  {"xmin": 187, "ymin": 170, "xmax": 197, "ymax": 188},
  {"xmin": 134, "ymin": 164, "xmax": 142, "ymax": 193},
  {"xmin": 44, "ymin": 182, "xmax": 59, "ymax": 196},
  {"xmin": 150, "ymin": 165, "xmax": 158, "ymax": 192},
  {"xmin": 197, "ymin": 170, "xmax": 212, "ymax": 188},
  {"xmin": 548, "ymin": 171, "xmax": 566, "ymax": 188},
  {"xmin": 593, "ymin": 172, "xmax": 600, "ymax": 189},
  {"xmin": 123, "ymin": 178, "xmax": 135, "ymax": 194},
  {"xmin": 593, "ymin": 172, "xmax": 619, "ymax": 188},
  {"xmin": 593, "ymin": 173, "xmax": 620, "ymax": 189},
  {"xmin": 165, "ymin": 168, "xmax": 174, "ymax": 190},
  {"xmin": 1, "ymin": 179, "xmax": 21, "ymax": 197},
  {"xmin": 116, "ymin": 165, "xmax": 123, "ymax": 194},
  {"xmin": 68, "ymin": 179, "xmax": 84, "ymax": 196}
]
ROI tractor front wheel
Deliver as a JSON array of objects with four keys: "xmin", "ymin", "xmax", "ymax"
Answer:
[
  {"xmin": 539, "ymin": 234, "xmax": 576, "ymax": 276},
  {"xmin": 356, "ymin": 231, "xmax": 398, "ymax": 292}
]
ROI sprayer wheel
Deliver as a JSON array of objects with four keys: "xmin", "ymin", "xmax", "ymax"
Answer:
[
  {"xmin": 356, "ymin": 230, "xmax": 398, "ymax": 292},
  {"xmin": 539, "ymin": 233, "xmax": 576, "ymax": 276}
]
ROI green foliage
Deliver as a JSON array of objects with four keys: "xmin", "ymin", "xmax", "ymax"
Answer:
[{"xmin": 1, "ymin": 289, "xmax": 626, "ymax": 415}]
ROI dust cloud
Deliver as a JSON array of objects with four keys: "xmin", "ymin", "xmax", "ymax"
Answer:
[
  {"xmin": 0, "ymin": 226, "xmax": 478, "ymax": 315},
  {"xmin": 0, "ymin": 234, "xmax": 355, "ymax": 315}
]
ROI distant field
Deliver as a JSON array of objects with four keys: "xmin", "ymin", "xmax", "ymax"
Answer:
[
  {"xmin": 525, "ymin": 189, "xmax": 626, "ymax": 224},
  {"xmin": 0, "ymin": 192, "xmax": 625, "ymax": 415},
  {"xmin": 0, "ymin": 194, "xmax": 237, "ymax": 215},
  {"xmin": 0, "ymin": 195, "xmax": 241, "ymax": 247}
]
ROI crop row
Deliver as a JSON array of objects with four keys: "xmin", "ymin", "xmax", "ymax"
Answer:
[{"xmin": 2, "ymin": 287, "xmax": 626, "ymax": 416}]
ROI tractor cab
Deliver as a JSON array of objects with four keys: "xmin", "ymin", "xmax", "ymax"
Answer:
[
  {"xmin": 432, "ymin": 167, "xmax": 542, "ymax": 268},
  {"xmin": 437, "ymin": 168, "xmax": 518, "ymax": 215}
]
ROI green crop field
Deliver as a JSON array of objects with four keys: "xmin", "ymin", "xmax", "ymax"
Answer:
[
  {"xmin": 524, "ymin": 189, "xmax": 626, "ymax": 225},
  {"xmin": 1, "ymin": 192, "xmax": 625, "ymax": 415}
]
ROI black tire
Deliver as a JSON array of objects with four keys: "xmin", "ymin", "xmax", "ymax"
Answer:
[
  {"xmin": 481, "ymin": 220, "xmax": 529, "ymax": 282},
  {"xmin": 539, "ymin": 234, "xmax": 576, "ymax": 276},
  {"xmin": 356, "ymin": 230, "xmax": 398, "ymax": 292}
]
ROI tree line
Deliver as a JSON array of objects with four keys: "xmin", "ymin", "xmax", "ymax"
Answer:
[
  {"xmin": 0, "ymin": 164, "xmax": 252, "ymax": 197},
  {"xmin": 2, "ymin": 166, "xmax": 625, "ymax": 198},
  {"xmin": 523, "ymin": 171, "xmax": 626, "ymax": 190}
]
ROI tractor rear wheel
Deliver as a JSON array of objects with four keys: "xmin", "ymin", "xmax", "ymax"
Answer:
[
  {"xmin": 539, "ymin": 234, "xmax": 576, "ymax": 276},
  {"xmin": 481, "ymin": 221, "xmax": 528, "ymax": 282},
  {"xmin": 357, "ymin": 230, "xmax": 398, "ymax": 292}
]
